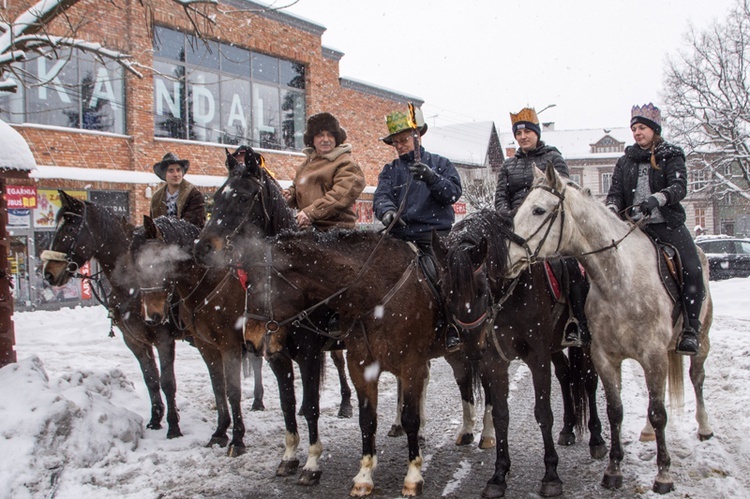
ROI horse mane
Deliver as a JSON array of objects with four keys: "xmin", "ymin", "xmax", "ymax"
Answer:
[
  {"xmin": 57, "ymin": 196, "xmax": 134, "ymax": 245},
  {"xmin": 260, "ymin": 168, "xmax": 297, "ymax": 233},
  {"xmin": 133, "ymin": 217, "xmax": 201, "ymax": 251}
]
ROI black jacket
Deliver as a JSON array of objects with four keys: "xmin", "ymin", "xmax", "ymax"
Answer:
[
  {"xmin": 373, "ymin": 148, "xmax": 462, "ymax": 238},
  {"xmin": 494, "ymin": 142, "xmax": 569, "ymax": 213},
  {"xmin": 606, "ymin": 141, "xmax": 687, "ymax": 228}
]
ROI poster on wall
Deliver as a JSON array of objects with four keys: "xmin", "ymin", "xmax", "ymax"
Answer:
[
  {"xmin": 34, "ymin": 189, "xmax": 87, "ymax": 228},
  {"xmin": 4, "ymin": 186, "xmax": 36, "ymax": 228},
  {"xmin": 7, "ymin": 209, "xmax": 31, "ymax": 228}
]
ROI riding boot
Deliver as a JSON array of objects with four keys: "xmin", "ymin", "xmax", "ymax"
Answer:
[
  {"xmin": 445, "ymin": 324, "xmax": 461, "ymax": 352},
  {"xmin": 561, "ymin": 265, "xmax": 589, "ymax": 348},
  {"xmin": 676, "ymin": 319, "xmax": 700, "ymax": 356}
]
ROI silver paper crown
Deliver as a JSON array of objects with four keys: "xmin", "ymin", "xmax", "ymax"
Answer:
[{"xmin": 631, "ymin": 103, "xmax": 661, "ymax": 126}]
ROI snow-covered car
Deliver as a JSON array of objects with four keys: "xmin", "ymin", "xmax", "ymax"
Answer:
[{"xmin": 695, "ymin": 236, "xmax": 750, "ymax": 280}]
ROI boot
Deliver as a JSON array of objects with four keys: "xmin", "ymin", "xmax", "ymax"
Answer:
[
  {"xmin": 445, "ymin": 324, "xmax": 461, "ymax": 352},
  {"xmin": 561, "ymin": 319, "xmax": 583, "ymax": 348},
  {"xmin": 676, "ymin": 320, "xmax": 700, "ymax": 356}
]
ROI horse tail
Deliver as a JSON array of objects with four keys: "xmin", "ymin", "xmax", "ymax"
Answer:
[
  {"xmin": 568, "ymin": 347, "xmax": 589, "ymax": 434},
  {"xmin": 667, "ymin": 350, "xmax": 684, "ymax": 411}
]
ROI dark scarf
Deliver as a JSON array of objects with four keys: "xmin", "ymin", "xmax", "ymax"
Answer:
[{"xmin": 625, "ymin": 141, "xmax": 685, "ymax": 163}]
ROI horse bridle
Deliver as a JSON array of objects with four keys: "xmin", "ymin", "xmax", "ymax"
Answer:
[
  {"xmin": 505, "ymin": 184, "xmax": 566, "ymax": 267},
  {"xmin": 220, "ymin": 178, "xmax": 272, "ymax": 261},
  {"xmin": 40, "ymin": 204, "xmax": 93, "ymax": 275}
]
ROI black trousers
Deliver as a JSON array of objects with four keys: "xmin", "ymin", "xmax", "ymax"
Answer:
[
  {"xmin": 563, "ymin": 257, "xmax": 589, "ymax": 324},
  {"xmin": 644, "ymin": 223, "xmax": 706, "ymax": 325}
]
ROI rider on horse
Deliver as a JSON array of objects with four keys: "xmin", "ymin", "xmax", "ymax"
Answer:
[
  {"xmin": 495, "ymin": 107, "xmax": 591, "ymax": 348},
  {"xmin": 606, "ymin": 103, "xmax": 704, "ymax": 356}
]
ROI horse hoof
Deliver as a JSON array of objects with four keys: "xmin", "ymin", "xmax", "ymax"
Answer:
[
  {"xmin": 455, "ymin": 433, "xmax": 474, "ymax": 446},
  {"xmin": 590, "ymin": 444, "xmax": 608, "ymax": 460},
  {"xmin": 401, "ymin": 480, "xmax": 423, "ymax": 497},
  {"xmin": 350, "ymin": 482, "xmax": 373, "ymax": 497},
  {"xmin": 699, "ymin": 432, "xmax": 714, "ymax": 441},
  {"xmin": 601, "ymin": 473, "xmax": 622, "ymax": 489},
  {"xmin": 388, "ymin": 424, "xmax": 404, "ymax": 438},
  {"xmin": 206, "ymin": 436, "xmax": 229, "ymax": 448},
  {"xmin": 478, "ymin": 436, "xmax": 496, "ymax": 449},
  {"xmin": 251, "ymin": 401, "xmax": 265, "ymax": 411},
  {"xmin": 557, "ymin": 432, "xmax": 575, "ymax": 446},
  {"xmin": 539, "ymin": 481, "xmax": 563, "ymax": 497},
  {"xmin": 166, "ymin": 428, "xmax": 183, "ymax": 439},
  {"xmin": 338, "ymin": 403, "xmax": 353, "ymax": 419},
  {"xmin": 652, "ymin": 480, "xmax": 675, "ymax": 494},
  {"xmin": 639, "ymin": 430, "xmax": 656, "ymax": 442},
  {"xmin": 227, "ymin": 443, "xmax": 246, "ymax": 457},
  {"xmin": 298, "ymin": 469, "xmax": 322, "ymax": 486},
  {"xmin": 481, "ymin": 482, "xmax": 507, "ymax": 498},
  {"xmin": 146, "ymin": 422, "xmax": 163, "ymax": 430},
  {"xmin": 276, "ymin": 459, "xmax": 299, "ymax": 477}
]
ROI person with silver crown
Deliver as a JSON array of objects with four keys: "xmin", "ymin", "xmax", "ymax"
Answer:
[
  {"xmin": 495, "ymin": 107, "xmax": 591, "ymax": 348},
  {"xmin": 606, "ymin": 103, "xmax": 704, "ymax": 355}
]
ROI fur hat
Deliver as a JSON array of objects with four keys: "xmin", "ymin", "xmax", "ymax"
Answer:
[
  {"xmin": 630, "ymin": 103, "xmax": 662, "ymax": 135},
  {"xmin": 380, "ymin": 106, "xmax": 428, "ymax": 145},
  {"xmin": 510, "ymin": 107, "xmax": 541, "ymax": 138},
  {"xmin": 303, "ymin": 113, "xmax": 347, "ymax": 148},
  {"xmin": 153, "ymin": 152, "xmax": 189, "ymax": 181}
]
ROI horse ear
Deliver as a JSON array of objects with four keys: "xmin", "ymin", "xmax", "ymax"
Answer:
[
  {"xmin": 545, "ymin": 162, "xmax": 564, "ymax": 191},
  {"xmin": 58, "ymin": 190, "xmax": 83, "ymax": 212},
  {"xmin": 244, "ymin": 149, "xmax": 263, "ymax": 179},
  {"xmin": 143, "ymin": 215, "xmax": 158, "ymax": 239}
]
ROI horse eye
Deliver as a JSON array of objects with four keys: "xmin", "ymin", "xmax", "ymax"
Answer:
[{"xmin": 532, "ymin": 207, "xmax": 546, "ymax": 216}]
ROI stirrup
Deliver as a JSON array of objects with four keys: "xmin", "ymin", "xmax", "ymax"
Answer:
[{"xmin": 561, "ymin": 318, "xmax": 582, "ymax": 348}]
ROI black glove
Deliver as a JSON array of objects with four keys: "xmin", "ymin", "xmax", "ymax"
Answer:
[
  {"xmin": 408, "ymin": 162, "xmax": 438, "ymax": 185},
  {"xmin": 607, "ymin": 205, "xmax": 619, "ymax": 215},
  {"xmin": 639, "ymin": 196, "xmax": 660, "ymax": 216},
  {"xmin": 381, "ymin": 210, "xmax": 405, "ymax": 228}
]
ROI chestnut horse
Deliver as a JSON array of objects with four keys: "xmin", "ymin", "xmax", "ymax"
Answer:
[
  {"xmin": 437, "ymin": 209, "xmax": 606, "ymax": 498},
  {"xmin": 41, "ymin": 191, "xmax": 184, "ymax": 438},
  {"xmin": 506, "ymin": 166, "xmax": 713, "ymax": 494}
]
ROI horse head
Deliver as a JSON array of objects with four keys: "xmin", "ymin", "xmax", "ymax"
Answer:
[
  {"xmin": 131, "ymin": 216, "xmax": 198, "ymax": 325},
  {"xmin": 195, "ymin": 146, "xmax": 296, "ymax": 267},
  {"xmin": 41, "ymin": 190, "xmax": 98, "ymax": 286},
  {"xmin": 442, "ymin": 210, "xmax": 512, "ymax": 360}
]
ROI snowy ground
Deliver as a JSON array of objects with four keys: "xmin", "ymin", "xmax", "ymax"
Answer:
[{"xmin": 1, "ymin": 278, "xmax": 749, "ymax": 498}]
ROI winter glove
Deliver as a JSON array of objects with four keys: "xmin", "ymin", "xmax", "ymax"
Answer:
[
  {"xmin": 381, "ymin": 210, "xmax": 406, "ymax": 228},
  {"xmin": 408, "ymin": 162, "xmax": 438, "ymax": 185},
  {"xmin": 607, "ymin": 205, "xmax": 619, "ymax": 215},
  {"xmin": 639, "ymin": 196, "xmax": 660, "ymax": 216}
]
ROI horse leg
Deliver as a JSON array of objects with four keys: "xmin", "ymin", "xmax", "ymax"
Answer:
[
  {"xmin": 644, "ymin": 357, "xmax": 674, "ymax": 494},
  {"xmin": 195, "ymin": 340, "xmax": 231, "ymax": 449},
  {"xmin": 121, "ymin": 332, "xmax": 165, "ymax": 432},
  {"xmin": 478, "ymin": 372, "xmax": 496, "ymax": 449},
  {"xmin": 225, "ymin": 343, "xmax": 246, "ymax": 456},
  {"xmin": 250, "ymin": 355, "xmax": 265, "ymax": 411},
  {"xmin": 690, "ymin": 343, "xmax": 713, "ymax": 440},
  {"xmin": 596, "ymin": 357, "xmax": 625, "ymax": 489},
  {"xmin": 480, "ymin": 356, "xmax": 511, "ymax": 498},
  {"xmin": 267, "ymin": 355, "xmax": 300, "ymax": 476},
  {"xmin": 399, "ymin": 367, "xmax": 429, "ymax": 497},
  {"xmin": 330, "ymin": 350, "xmax": 353, "ymax": 418},
  {"xmin": 528, "ymin": 354, "xmax": 563, "ymax": 497},
  {"xmin": 582, "ymin": 353, "xmax": 607, "ymax": 459},
  {"xmin": 348, "ymin": 355, "xmax": 379, "ymax": 497},
  {"xmin": 551, "ymin": 351, "xmax": 576, "ymax": 446},
  {"xmin": 388, "ymin": 378, "xmax": 405, "ymax": 437},
  {"xmin": 155, "ymin": 331, "xmax": 182, "ymax": 439},
  {"xmin": 296, "ymin": 350, "xmax": 324, "ymax": 486},
  {"xmin": 444, "ymin": 351, "xmax": 476, "ymax": 446}
]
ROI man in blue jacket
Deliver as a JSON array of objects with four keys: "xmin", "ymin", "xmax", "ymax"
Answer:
[{"xmin": 373, "ymin": 105, "xmax": 463, "ymax": 349}]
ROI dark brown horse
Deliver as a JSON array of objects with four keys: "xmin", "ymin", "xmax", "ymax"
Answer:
[
  {"xmin": 41, "ymin": 191, "xmax": 184, "ymax": 439},
  {"xmin": 437, "ymin": 209, "xmax": 606, "ymax": 498},
  {"xmin": 130, "ymin": 215, "xmax": 256, "ymax": 455}
]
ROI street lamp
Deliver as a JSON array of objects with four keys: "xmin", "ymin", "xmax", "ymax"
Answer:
[{"xmin": 538, "ymin": 103, "xmax": 557, "ymax": 115}]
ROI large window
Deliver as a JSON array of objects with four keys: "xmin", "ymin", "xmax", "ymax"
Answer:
[
  {"xmin": 153, "ymin": 26, "xmax": 306, "ymax": 151},
  {"xmin": 601, "ymin": 172, "xmax": 613, "ymax": 195},
  {"xmin": 0, "ymin": 49, "xmax": 125, "ymax": 134}
]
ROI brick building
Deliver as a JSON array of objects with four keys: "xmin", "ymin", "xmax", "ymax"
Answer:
[{"xmin": 0, "ymin": 0, "xmax": 422, "ymax": 309}]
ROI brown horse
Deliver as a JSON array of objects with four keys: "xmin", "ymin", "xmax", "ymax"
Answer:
[
  {"xmin": 41, "ymin": 191, "xmax": 184, "ymax": 439},
  {"xmin": 437, "ymin": 209, "xmax": 606, "ymax": 498}
]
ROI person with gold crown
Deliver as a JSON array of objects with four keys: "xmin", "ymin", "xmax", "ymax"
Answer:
[
  {"xmin": 373, "ymin": 103, "xmax": 463, "ymax": 350},
  {"xmin": 495, "ymin": 107, "xmax": 591, "ymax": 348},
  {"xmin": 606, "ymin": 103, "xmax": 704, "ymax": 356}
]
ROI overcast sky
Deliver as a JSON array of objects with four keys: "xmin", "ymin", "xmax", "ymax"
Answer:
[{"xmin": 281, "ymin": 0, "xmax": 737, "ymax": 132}]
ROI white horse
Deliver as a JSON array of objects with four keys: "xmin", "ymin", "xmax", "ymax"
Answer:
[{"xmin": 505, "ymin": 165, "xmax": 713, "ymax": 494}]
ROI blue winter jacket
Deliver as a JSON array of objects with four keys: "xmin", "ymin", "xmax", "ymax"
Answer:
[{"xmin": 373, "ymin": 148, "xmax": 462, "ymax": 238}]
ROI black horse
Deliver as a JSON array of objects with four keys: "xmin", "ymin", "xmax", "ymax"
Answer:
[
  {"xmin": 41, "ymin": 191, "xmax": 184, "ymax": 439},
  {"xmin": 437, "ymin": 209, "xmax": 606, "ymax": 498}
]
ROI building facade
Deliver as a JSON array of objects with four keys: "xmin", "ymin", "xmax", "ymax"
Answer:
[{"xmin": 0, "ymin": 0, "xmax": 421, "ymax": 309}]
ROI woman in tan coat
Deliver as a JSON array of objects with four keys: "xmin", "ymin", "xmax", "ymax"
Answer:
[{"xmin": 283, "ymin": 113, "xmax": 365, "ymax": 230}]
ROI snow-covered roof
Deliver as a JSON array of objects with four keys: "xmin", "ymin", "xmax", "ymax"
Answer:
[
  {"xmin": 499, "ymin": 126, "xmax": 633, "ymax": 160},
  {"xmin": 422, "ymin": 121, "xmax": 497, "ymax": 167},
  {"xmin": 0, "ymin": 120, "xmax": 35, "ymax": 171}
]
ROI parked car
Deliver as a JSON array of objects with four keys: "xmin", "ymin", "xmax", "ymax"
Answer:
[{"xmin": 695, "ymin": 236, "xmax": 750, "ymax": 280}]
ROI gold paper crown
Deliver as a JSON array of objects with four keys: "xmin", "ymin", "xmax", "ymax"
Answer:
[{"xmin": 510, "ymin": 107, "xmax": 539, "ymax": 126}]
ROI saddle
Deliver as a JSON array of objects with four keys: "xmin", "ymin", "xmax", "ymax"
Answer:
[
  {"xmin": 651, "ymin": 240, "xmax": 684, "ymax": 326},
  {"xmin": 407, "ymin": 243, "xmax": 449, "ymax": 333}
]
